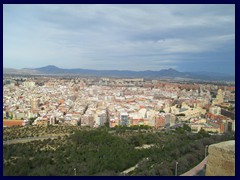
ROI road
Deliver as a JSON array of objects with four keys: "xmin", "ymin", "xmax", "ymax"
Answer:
[
  {"xmin": 3, "ymin": 134, "xmax": 67, "ymax": 145},
  {"xmin": 195, "ymin": 167, "xmax": 206, "ymax": 176},
  {"xmin": 180, "ymin": 157, "xmax": 207, "ymax": 176},
  {"xmin": 122, "ymin": 164, "xmax": 139, "ymax": 175},
  {"xmin": 121, "ymin": 157, "xmax": 150, "ymax": 175}
]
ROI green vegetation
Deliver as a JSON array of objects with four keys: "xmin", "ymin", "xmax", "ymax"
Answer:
[
  {"xmin": 29, "ymin": 117, "xmax": 37, "ymax": 125},
  {"xmin": 3, "ymin": 125, "xmax": 82, "ymax": 141},
  {"xmin": 3, "ymin": 126, "xmax": 234, "ymax": 176},
  {"xmin": 112, "ymin": 125, "xmax": 151, "ymax": 131},
  {"xmin": 183, "ymin": 124, "xmax": 191, "ymax": 132},
  {"xmin": 224, "ymin": 105, "xmax": 234, "ymax": 111}
]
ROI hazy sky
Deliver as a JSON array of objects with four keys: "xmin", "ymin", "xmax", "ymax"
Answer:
[{"xmin": 3, "ymin": 4, "xmax": 235, "ymax": 75}]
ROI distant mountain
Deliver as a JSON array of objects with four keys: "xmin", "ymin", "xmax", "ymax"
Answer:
[
  {"xmin": 3, "ymin": 65, "xmax": 235, "ymax": 81},
  {"xmin": 186, "ymin": 71, "xmax": 235, "ymax": 81},
  {"xmin": 188, "ymin": 71, "xmax": 233, "ymax": 77},
  {"xmin": 3, "ymin": 67, "xmax": 41, "ymax": 75},
  {"xmin": 35, "ymin": 65, "xmax": 61, "ymax": 72},
  {"xmin": 32, "ymin": 66, "xmax": 190, "ymax": 78}
]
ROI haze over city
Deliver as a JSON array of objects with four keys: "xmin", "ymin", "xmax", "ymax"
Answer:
[{"xmin": 3, "ymin": 4, "xmax": 235, "ymax": 75}]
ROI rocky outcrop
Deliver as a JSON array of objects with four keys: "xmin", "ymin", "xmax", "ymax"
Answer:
[{"xmin": 206, "ymin": 140, "xmax": 235, "ymax": 176}]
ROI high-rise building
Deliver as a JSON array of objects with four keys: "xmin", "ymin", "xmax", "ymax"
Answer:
[
  {"xmin": 120, "ymin": 112, "xmax": 128, "ymax": 126},
  {"xmin": 232, "ymin": 120, "xmax": 235, "ymax": 131},
  {"xmin": 31, "ymin": 98, "xmax": 39, "ymax": 110},
  {"xmin": 216, "ymin": 89, "xmax": 224, "ymax": 103},
  {"xmin": 212, "ymin": 89, "xmax": 224, "ymax": 105}
]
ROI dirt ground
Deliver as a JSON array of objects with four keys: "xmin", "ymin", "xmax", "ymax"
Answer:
[{"xmin": 3, "ymin": 120, "xmax": 23, "ymax": 127}]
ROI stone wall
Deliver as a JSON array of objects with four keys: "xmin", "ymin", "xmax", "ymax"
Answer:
[{"xmin": 206, "ymin": 140, "xmax": 235, "ymax": 176}]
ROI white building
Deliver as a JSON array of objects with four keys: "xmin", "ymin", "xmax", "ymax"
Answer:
[{"xmin": 209, "ymin": 106, "xmax": 221, "ymax": 115}]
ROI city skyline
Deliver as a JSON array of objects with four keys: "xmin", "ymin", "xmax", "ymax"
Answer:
[{"xmin": 3, "ymin": 4, "xmax": 235, "ymax": 75}]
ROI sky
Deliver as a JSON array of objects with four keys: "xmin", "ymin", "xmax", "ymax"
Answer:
[{"xmin": 3, "ymin": 4, "xmax": 235, "ymax": 75}]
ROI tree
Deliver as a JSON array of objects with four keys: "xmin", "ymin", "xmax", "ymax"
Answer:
[
  {"xmin": 10, "ymin": 113, "xmax": 13, "ymax": 120},
  {"xmin": 104, "ymin": 121, "xmax": 109, "ymax": 128},
  {"xmin": 183, "ymin": 124, "xmax": 191, "ymax": 132},
  {"xmin": 175, "ymin": 127, "xmax": 185, "ymax": 134},
  {"xmin": 29, "ymin": 117, "xmax": 37, "ymax": 125},
  {"xmin": 197, "ymin": 128, "xmax": 210, "ymax": 138}
]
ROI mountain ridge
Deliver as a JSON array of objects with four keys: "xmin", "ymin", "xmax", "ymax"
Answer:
[{"xmin": 3, "ymin": 65, "xmax": 235, "ymax": 81}]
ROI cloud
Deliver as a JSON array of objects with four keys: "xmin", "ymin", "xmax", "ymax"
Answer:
[{"xmin": 3, "ymin": 4, "xmax": 235, "ymax": 74}]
